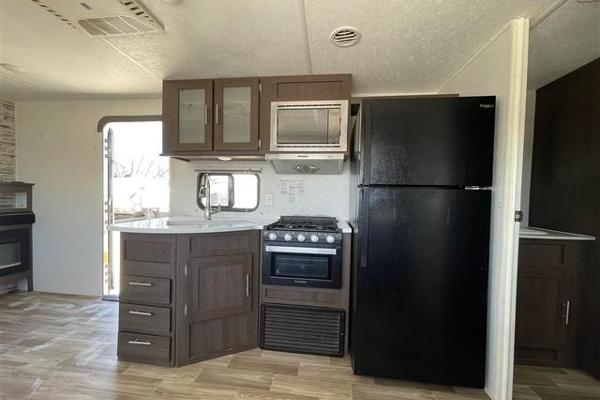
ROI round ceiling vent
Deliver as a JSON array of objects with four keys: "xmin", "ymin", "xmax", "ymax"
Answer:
[{"xmin": 330, "ymin": 26, "xmax": 361, "ymax": 48}]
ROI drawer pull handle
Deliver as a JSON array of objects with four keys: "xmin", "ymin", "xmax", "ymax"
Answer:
[
  {"xmin": 128, "ymin": 281, "xmax": 152, "ymax": 287},
  {"xmin": 128, "ymin": 310, "xmax": 153, "ymax": 317},
  {"xmin": 128, "ymin": 339, "xmax": 152, "ymax": 346}
]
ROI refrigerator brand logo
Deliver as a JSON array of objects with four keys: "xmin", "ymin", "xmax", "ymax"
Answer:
[{"xmin": 479, "ymin": 104, "xmax": 495, "ymax": 109}]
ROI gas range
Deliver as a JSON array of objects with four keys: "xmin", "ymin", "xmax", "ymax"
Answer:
[{"xmin": 263, "ymin": 216, "xmax": 342, "ymax": 244}]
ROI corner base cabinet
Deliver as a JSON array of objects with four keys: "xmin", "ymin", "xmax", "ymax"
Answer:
[{"xmin": 117, "ymin": 230, "xmax": 260, "ymax": 367}]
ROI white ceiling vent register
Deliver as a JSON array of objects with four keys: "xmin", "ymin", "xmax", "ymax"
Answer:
[
  {"xmin": 78, "ymin": 0, "xmax": 164, "ymax": 37},
  {"xmin": 330, "ymin": 26, "xmax": 361, "ymax": 48}
]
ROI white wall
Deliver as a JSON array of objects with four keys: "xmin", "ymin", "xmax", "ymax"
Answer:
[
  {"xmin": 16, "ymin": 99, "xmax": 161, "ymax": 296},
  {"xmin": 170, "ymin": 159, "xmax": 350, "ymax": 221},
  {"xmin": 439, "ymin": 18, "xmax": 529, "ymax": 400}
]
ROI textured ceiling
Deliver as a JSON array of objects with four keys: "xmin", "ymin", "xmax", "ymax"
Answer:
[
  {"xmin": 0, "ymin": 0, "xmax": 595, "ymax": 100},
  {"xmin": 528, "ymin": 0, "xmax": 600, "ymax": 89}
]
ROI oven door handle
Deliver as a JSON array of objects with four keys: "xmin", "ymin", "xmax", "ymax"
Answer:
[{"xmin": 264, "ymin": 245, "xmax": 337, "ymax": 256}]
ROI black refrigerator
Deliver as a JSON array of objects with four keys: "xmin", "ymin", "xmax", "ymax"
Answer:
[{"xmin": 350, "ymin": 96, "xmax": 495, "ymax": 388}]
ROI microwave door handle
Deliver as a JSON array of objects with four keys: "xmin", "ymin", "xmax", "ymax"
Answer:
[{"xmin": 264, "ymin": 246, "xmax": 337, "ymax": 256}]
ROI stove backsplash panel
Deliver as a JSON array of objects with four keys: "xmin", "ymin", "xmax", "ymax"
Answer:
[{"xmin": 169, "ymin": 159, "xmax": 350, "ymax": 220}]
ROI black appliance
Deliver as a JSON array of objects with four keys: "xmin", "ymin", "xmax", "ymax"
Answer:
[
  {"xmin": 262, "ymin": 216, "xmax": 342, "ymax": 289},
  {"xmin": 350, "ymin": 97, "xmax": 495, "ymax": 388},
  {"xmin": 261, "ymin": 303, "xmax": 345, "ymax": 356}
]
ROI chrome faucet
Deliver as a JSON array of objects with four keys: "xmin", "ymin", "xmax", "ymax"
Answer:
[{"xmin": 198, "ymin": 175, "xmax": 219, "ymax": 220}]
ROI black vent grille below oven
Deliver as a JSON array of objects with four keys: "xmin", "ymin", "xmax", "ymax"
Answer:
[{"xmin": 260, "ymin": 303, "xmax": 345, "ymax": 357}]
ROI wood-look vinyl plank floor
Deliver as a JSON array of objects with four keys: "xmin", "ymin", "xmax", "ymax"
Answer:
[{"xmin": 1, "ymin": 292, "xmax": 598, "ymax": 399}]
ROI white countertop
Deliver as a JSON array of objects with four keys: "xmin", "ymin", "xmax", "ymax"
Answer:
[
  {"xmin": 109, "ymin": 216, "xmax": 352, "ymax": 234},
  {"xmin": 520, "ymin": 226, "xmax": 595, "ymax": 241}
]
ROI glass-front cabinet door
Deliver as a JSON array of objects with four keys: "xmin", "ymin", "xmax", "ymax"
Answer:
[
  {"xmin": 213, "ymin": 78, "xmax": 259, "ymax": 151},
  {"xmin": 163, "ymin": 80, "xmax": 213, "ymax": 152}
]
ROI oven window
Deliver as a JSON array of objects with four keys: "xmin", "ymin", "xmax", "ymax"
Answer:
[
  {"xmin": 0, "ymin": 242, "xmax": 21, "ymax": 271},
  {"xmin": 277, "ymin": 109, "xmax": 341, "ymax": 144},
  {"xmin": 272, "ymin": 254, "xmax": 331, "ymax": 280}
]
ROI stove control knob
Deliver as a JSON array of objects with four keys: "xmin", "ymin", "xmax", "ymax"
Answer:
[
  {"xmin": 268, "ymin": 233, "xmax": 277, "ymax": 241},
  {"xmin": 284, "ymin": 234, "xmax": 292, "ymax": 241},
  {"xmin": 310, "ymin": 234, "xmax": 319, "ymax": 243},
  {"xmin": 297, "ymin": 234, "xmax": 306, "ymax": 242},
  {"xmin": 326, "ymin": 235, "xmax": 335, "ymax": 244}
]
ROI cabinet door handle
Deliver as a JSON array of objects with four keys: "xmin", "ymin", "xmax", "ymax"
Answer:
[
  {"xmin": 128, "ymin": 339, "xmax": 152, "ymax": 346},
  {"xmin": 245, "ymin": 274, "xmax": 250, "ymax": 298},
  {"xmin": 203, "ymin": 104, "xmax": 208, "ymax": 125},
  {"xmin": 128, "ymin": 310, "xmax": 153, "ymax": 317},
  {"xmin": 128, "ymin": 281, "xmax": 152, "ymax": 287},
  {"xmin": 564, "ymin": 300, "xmax": 571, "ymax": 325},
  {"xmin": 215, "ymin": 103, "xmax": 220, "ymax": 125}
]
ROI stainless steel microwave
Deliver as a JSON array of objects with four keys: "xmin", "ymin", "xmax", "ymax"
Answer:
[{"xmin": 270, "ymin": 100, "xmax": 349, "ymax": 152}]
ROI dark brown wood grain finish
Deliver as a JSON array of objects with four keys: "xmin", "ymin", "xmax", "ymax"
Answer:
[
  {"xmin": 515, "ymin": 239, "xmax": 590, "ymax": 368},
  {"xmin": 119, "ymin": 303, "xmax": 171, "ymax": 335},
  {"xmin": 118, "ymin": 332, "xmax": 171, "ymax": 366},
  {"xmin": 176, "ymin": 230, "xmax": 261, "ymax": 366},
  {"xmin": 120, "ymin": 275, "xmax": 171, "ymax": 306},
  {"xmin": 118, "ymin": 233, "xmax": 177, "ymax": 366},
  {"xmin": 529, "ymin": 58, "xmax": 600, "ymax": 378}
]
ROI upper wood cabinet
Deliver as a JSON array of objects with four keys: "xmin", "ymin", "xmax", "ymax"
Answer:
[
  {"xmin": 259, "ymin": 74, "xmax": 352, "ymax": 154},
  {"xmin": 163, "ymin": 78, "xmax": 260, "ymax": 155},
  {"xmin": 162, "ymin": 74, "xmax": 352, "ymax": 158}
]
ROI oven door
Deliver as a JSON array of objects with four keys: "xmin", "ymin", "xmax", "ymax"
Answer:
[
  {"xmin": 0, "ymin": 228, "xmax": 30, "ymax": 277},
  {"xmin": 262, "ymin": 241, "xmax": 342, "ymax": 289},
  {"xmin": 270, "ymin": 101, "xmax": 349, "ymax": 152}
]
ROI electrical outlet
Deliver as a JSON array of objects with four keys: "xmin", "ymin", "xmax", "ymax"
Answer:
[{"xmin": 265, "ymin": 193, "xmax": 274, "ymax": 206}]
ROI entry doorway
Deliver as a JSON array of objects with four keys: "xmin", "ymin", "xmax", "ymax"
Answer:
[{"xmin": 102, "ymin": 120, "xmax": 168, "ymax": 299}]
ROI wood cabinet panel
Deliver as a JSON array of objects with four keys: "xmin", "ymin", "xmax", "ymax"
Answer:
[
  {"xmin": 184, "ymin": 230, "xmax": 254, "ymax": 255},
  {"xmin": 118, "ymin": 332, "xmax": 170, "ymax": 365},
  {"xmin": 163, "ymin": 79, "xmax": 213, "ymax": 153},
  {"xmin": 213, "ymin": 78, "xmax": 260, "ymax": 151},
  {"xmin": 190, "ymin": 254, "xmax": 252, "ymax": 321},
  {"xmin": 120, "ymin": 275, "xmax": 171, "ymax": 306},
  {"xmin": 176, "ymin": 230, "xmax": 260, "ymax": 365},
  {"xmin": 122, "ymin": 233, "xmax": 175, "ymax": 264},
  {"xmin": 515, "ymin": 266, "xmax": 568, "ymax": 350},
  {"xmin": 119, "ymin": 303, "xmax": 171, "ymax": 335},
  {"xmin": 515, "ymin": 239, "xmax": 588, "ymax": 368}
]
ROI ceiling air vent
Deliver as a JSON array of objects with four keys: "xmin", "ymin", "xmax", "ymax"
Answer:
[
  {"xmin": 330, "ymin": 26, "xmax": 361, "ymax": 48},
  {"xmin": 78, "ymin": 0, "xmax": 163, "ymax": 37}
]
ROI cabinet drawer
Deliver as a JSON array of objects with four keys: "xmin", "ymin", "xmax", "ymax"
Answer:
[
  {"xmin": 118, "ymin": 332, "xmax": 170, "ymax": 363},
  {"xmin": 120, "ymin": 275, "xmax": 171, "ymax": 306},
  {"xmin": 120, "ymin": 303, "xmax": 171, "ymax": 335},
  {"xmin": 122, "ymin": 261, "xmax": 171, "ymax": 279}
]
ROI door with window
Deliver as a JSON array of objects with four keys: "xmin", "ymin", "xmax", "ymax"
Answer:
[{"xmin": 103, "ymin": 120, "xmax": 168, "ymax": 298}]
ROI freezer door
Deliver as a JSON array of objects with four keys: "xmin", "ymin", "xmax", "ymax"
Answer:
[
  {"xmin": 360, "ymin": 96, "xmax": 495, "ymax": 186},
  {"xmin": 351, "ymin": 187, "xmax": 491, "ymax": 388}
]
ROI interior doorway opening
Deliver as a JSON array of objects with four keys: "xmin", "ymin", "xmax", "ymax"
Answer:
[{"xmin": 102, "ymin": 120, "xmax": 168, "ymax": 299}]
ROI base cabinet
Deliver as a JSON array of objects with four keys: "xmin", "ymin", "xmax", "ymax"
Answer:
[
  {"xmin": 118, "ymin": 231, "xmax": 260, "ymax": 367},
  {"xmin": 515, "ymin": 239, "xmax": 588, "ymax": 367}
]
